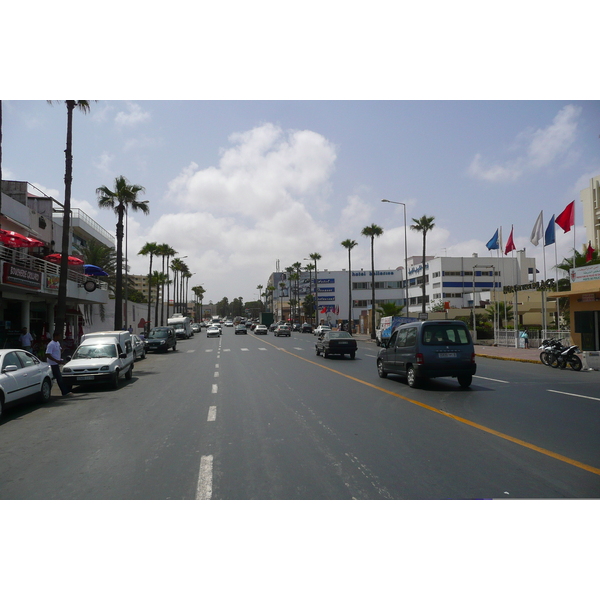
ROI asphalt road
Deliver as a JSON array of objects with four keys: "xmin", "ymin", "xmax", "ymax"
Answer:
[{"xmin": 1, "ymin": 327, "xmax": 599, "ymax": 499}]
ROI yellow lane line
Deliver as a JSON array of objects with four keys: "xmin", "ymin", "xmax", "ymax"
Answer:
[{"xmin": 265, "ymin": 339, "xmax": 600, "ymax": 477}]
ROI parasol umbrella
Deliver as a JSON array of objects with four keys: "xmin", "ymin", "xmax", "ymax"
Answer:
[
  {"xmin": 45, "ymin": 253, "xmax": 85, "ymax": 266},
  {"xmin": 84, "ymin": 264, "xmax": 109, "ymax": 276},
  {"xmin": 0, "ymin": 228, "xmax": 45, "ymax": 248}
]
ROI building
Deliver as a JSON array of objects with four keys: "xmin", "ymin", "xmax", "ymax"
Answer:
[
  {"xmin": 1, "ymin": 180, "xmax": 110, "ymax": 352},
  {"xmin": 580, "ymin": 175, "xmax": 600, "ymax": 254},
  {"xmin": 128, "ymin": 273, "xmax": 161, "ymax": 303}
]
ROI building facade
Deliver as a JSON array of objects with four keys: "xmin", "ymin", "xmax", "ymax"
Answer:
[{"xmin": 580, "ymin": 175, "xmax": 600, "ymax": 254}]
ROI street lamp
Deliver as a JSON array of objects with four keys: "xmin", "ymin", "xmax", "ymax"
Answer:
[{"xmin": 381, "ymin": 199, "xmax": 409, "ymax": 316}]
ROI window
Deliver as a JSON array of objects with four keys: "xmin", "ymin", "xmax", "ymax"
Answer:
[
  {"xmin": 3, "ymin": 352, "xmax": 22, "ymax": 370},
  {"xmin": 405, "ymin": 328, "xmax": 417, "ymax": 347},
  {"xmin": 395, "ymin": 328, "xmax": 408, "ymax": 348},
  {"xmin": 422, "ymin": 324, "xmax": 470, "ymax": 345},
  {"xmin": 17, "ymin": 352, "xmax": 37, "ymax": 368}
]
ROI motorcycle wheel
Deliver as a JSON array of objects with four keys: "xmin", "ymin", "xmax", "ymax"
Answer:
[
  {"xmin": 569, "ymin": 355, "xmax": 583, "ymax": 371},
  {"xmin": 549, "ymin": 355, "xmax": 560, "ymax": 368},
  {"xmin": 539, "ymin": 351, "xmax": 550, "ymax": 365}
]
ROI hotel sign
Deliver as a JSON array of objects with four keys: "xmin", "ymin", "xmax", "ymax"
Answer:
[
  {"xmin": 570, "ymin": 264, "xmax": 600, "ymax": 283},
  {"xmin": 3, "ymin": 263, "xmax": 42, "ymax": 290}
]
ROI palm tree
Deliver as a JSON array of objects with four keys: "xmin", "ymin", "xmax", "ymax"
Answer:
[
  {"xmin": 157, "ymin": 243, "xmax": 175, "ymax": 324},
  {"xmin": 309, "ymin": 252, "xmax": 322, "ymax": 325},
  {"xmin": 138, "ymin": 242, "xmax": 159, "ymax": 333},
  {"xmin": 410, "ymin": 215, "xmax": 435, "ymax": 315},
  {"xmin": 50, "ymin": 100, "xmax": 92, "ymax": 337},
  {"xmin": 485, "ymin": 301, "xmax": 513, "ymax": 329},
  {"xmin": 151, "ymin": 270, "xmax": 167, "ymax": 330},
  {"xmin": 97, "ymin": 175, "xmax": 148, "ymax": 330},
  {"xmin": 376, "ymin": 301, "xmax": 403, "ymax": 318},
  {"xmin": 361, "ymin": 224, "xmax": 384, "ymax": 339},
  {"xmin": 279, "ymin": 281, "xmax": 287, "ymax": 319},
  {"xmin": 341, "ymin": 239, "xmax": 358, "ymax": 334}
]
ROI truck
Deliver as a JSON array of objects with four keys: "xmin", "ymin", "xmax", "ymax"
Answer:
[
  {"xmin": 167, "ymin": 315, "xmax": 193, "ymax": 339},
  {"xmin": 376, "ymin": 316, "xmax": 419, "ymax": 346}
]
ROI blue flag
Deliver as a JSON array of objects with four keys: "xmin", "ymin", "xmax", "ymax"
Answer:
[
  {"xmin": 544, "ymin": 215, "xmax": 556, "ymax": 246},
  {"xmin": 486, "ymin": 229, "xmax": 499, "ymax": 250}
]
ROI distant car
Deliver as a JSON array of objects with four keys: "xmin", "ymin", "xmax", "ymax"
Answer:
[
  {"xmin": 207, "ymin": 326, "xmax": 221, "ymax": 338},
  {"xmin": 235, "ymin": 324, "xmax": 247, "ymax": 335},
  {"xmin": 254, "ymin": 324, "xmax": 268, "ymax": 335},
  {"xmin": 274, "ymin": 324, "xmax": 291, "ymax": 337},
  {"xmin": 301, "ymin": 323, "xmax": 313, "ymax": 333},
  {"xmin": 268, "ymin": 323, "xmax": 277, "ymax": 332},
  {"xmin": 132, "ymin": 334, "xmax": 146, "ymax": 360},
  {"xmin": 191, "ymin": 323, "xmax": 201, "ymax": 333},
  {"xmin": 224, "ymin": 321, "xmax": 234, "ymax": 327},
  {"xmin": 315, "ymin": 331, "xmax": 357, "ymax": 359},
  {"xmin": 146, "ymin": 327, "xmax": 177, "ymax": 352},
  {"xmin": 314, "ymin": 325, "xmax": 332, "ymax": 336},
  {"xmin": 0, "ymin": 350, "xmax": 54, "ymax": 419},
  {"xmin": 292, "ymin": 323, "xmax": 301, "ymax": 332}
]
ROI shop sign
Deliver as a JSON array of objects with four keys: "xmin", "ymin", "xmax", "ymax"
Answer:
[
  {"xmin": 318, "ymin": 296, "xmax": 336, "ymax": 302},
  {"xmin": 319, "ymin": 287, "xmax": 335, "ymax": 292},
  {"xmin": 317, "ymin": 278, "xmax": 335, "ymax": 284},
  {"xmin": 2, "ymin": 263, "xmax": 42, "ymax": 290},
  {"xmin": 570, "ymin": 264, "xmax": 600, "ymax": 283},
  {"xmin": 45, "ymin": 274, "xmax": 60, "ymax": 291},
  {"xmin": 581, "ymin": 293, "xmax": 598, "ymax": 303}
]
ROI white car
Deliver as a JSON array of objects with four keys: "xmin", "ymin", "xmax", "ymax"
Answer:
[
  {"xmin": 254, "ymin": 324, "xmax": 268, "ymax": 335},
  {"xmin": 224, "ymin": 321, "xmax": 234, "ymax": 327},
  {"xmin": 314, "ymin": 325, "xmax": 332, "ymax": 336},
  {"xmin": 207, "ymin": 326, "xmax": 221, "ymax": 338},
  {"xmin": 0, "ymin": 349, "xmax": 54, "ymax": 419},
  {"xmin": 132, "ymin": 334, "xmax": 146, "ymax": 360}
]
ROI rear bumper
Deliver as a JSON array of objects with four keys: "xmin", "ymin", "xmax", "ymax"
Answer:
[{"xmin": 415, "ymin": 364, "xmax": 477, "ymax": 378}]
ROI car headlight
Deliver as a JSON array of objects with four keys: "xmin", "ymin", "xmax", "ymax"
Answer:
[
  {"xmin": 160, "ymin": 340, "xmax": 166, "ymax": 345},
  {"xmin": 63, "ymin": 367, "xmax": 72, "ymax": 373},
  {"xmin": 100, "ymin": 366, "xmax": 110, "ymax": 371}
]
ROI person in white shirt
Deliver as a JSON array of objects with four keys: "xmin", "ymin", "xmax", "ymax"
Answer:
[
  {"xmin": 45, "ymin": 332, "xmax": 72, "ymax": 397},
  {"xmin": 19, "ymin": 327, "xmax": 34, "ymax": 352}
]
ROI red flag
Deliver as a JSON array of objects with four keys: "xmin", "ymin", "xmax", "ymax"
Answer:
[
  {"xmin": 504, "ymin": 226, "xmax": 516, "ymax": 255},
  {"xmin": 586, "ymin": 242, "xmax": 594, "ymax": 263},
  {"xmin": 555, "ymin": 201, "xmax": 575, "ymax": 233}
]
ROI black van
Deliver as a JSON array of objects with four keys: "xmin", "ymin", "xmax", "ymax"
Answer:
[{"xmin": 376, "ymin": 320, "xmax": 476, "ymax": 388}]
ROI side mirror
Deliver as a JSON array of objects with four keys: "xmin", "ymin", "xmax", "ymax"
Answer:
[
  {"xmin": 3, "ymin": 365, "xmax": 19, "ymax": 373},
  {"xmin": 119, "ymin": 353, "xmax": 127, "ymax": 359}
]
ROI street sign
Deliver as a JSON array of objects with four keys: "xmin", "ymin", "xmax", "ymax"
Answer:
[{"xmin": 419, "ymin": 313, "xmax": 428, "ymax": 320}]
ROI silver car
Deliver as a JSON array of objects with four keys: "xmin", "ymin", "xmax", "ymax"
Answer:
[
  {"xmin": 0, "ymin": 349, "xmax": 54, "ymax": 419},
  {"xmin": 132, "ymin": 334, "xmax": 146, "ymax": 360}
]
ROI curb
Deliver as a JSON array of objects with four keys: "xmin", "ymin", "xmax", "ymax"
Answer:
[{"xmin": 475, "ymin": 353, "xmax": 540, "ymax": 364}]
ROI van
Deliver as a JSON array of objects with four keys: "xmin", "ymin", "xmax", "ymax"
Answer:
[
  {"xmin": 62, "ymin": 331, "xmax": 135, "ymax": 389},
  {"xmin": 376, "ymin": 320, "xmax": 476, "ymax": 388},
  {"xmin": 167, "ymin": 315, "xmax": 192, "ymax": 339}
]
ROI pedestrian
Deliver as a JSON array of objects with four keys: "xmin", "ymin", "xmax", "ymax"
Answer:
[
  {"xmin": 45, "ymin": 332, "xmax": 72, "ymax": 397},
  {"xmin": 19, "ymin": 327, "xmax": 34, "ymax": 352},
  {"xmin": 521, "ymin": 329, "xmax": 529, "ymax": 349},
  {"xmin": 128, "ymin": 324, "xmax": 133, "ymax": 334}
]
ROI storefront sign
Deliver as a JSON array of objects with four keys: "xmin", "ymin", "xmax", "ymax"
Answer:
[
  {"xmin": 2, "ymin": 263, "xmax": 42, "ymax": 290},
  {"xmin": 570, "ymin": 264, "xmax": 600, "ymax": 283},
  {"xmin": 319, "ymin": 287, "xmax": 335, "ymax": 292},
  {"xmin": 352, "ymin": 271, "xmax": 395, "ymax": 277},
  {"xmin": 503, "ymin": 278, "xmax": 556, "ymax": 294},
  {"xmin": 45, "ymin": 274, "xmax": 60, "ymax": 291}
]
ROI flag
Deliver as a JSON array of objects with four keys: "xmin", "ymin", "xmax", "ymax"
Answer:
[
  {"xmin": 544, "ymin": 215, "xmax": 556, "ymax": 246},
  {"xmin": 555, "ymin": 201, "xmax": 575, "ymax": 233},
  {"xmin": 586, "ymin": 242, "xmax": 595, "ymax": 263},
  {"xmin": 486, "ymin": 229, "xmax": 499, "ymax": 250},
  {"xmin": 504, "ymin": 226, "xmax": 516, "ymax": 254},
  {"xmin": 530, "ymin": 211, "xmax": 543, "ymax": 246}
]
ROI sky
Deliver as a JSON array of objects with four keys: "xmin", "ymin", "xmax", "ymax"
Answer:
[{"xmin": 3, "ymin": 100, "xmax": 599, "ymax": 304}]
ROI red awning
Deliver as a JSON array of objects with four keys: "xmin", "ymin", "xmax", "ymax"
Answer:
[{"xmin": 0, "ymin": 229, "xmax": 45, "ymax": 248}]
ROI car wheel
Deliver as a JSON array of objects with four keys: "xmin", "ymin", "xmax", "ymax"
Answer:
[
  {"xmin": 39, "ymin": 377, "xmax": 53, "ymax": 402},
  {"xmin": 316, "ymin": 347, "xmax": 320, "ymax": 356},
  {"xmin": 350, "ymin": 351, "xmax": 356, "ymax": 359},
  {"xmin": 324, "ymin": 349, "xmax": 329, "ymax": 359},
  {"xmin": 111, "ymin": 372, "xmax": 120, "ymax": 389},
  {"xmin": 0, "ymin": 396, "xmax": 4, "ymax": 420},
  {"xmin": 141, "ymin": 350, "xmax": 146, "ymax": 359},
  {"xmin": 406, "ymin": 366, "xmax": 420, "ymax": 388},
  {"xmin": 173, "ymin": 344, "xmax": 177, "ymax": 351},
  {"xmin": 125, "ymin": 365, "xmax": 133, "ymax": 380},
  {"xmin": 457, "ymin": 375, "xmax": 472, "ymax": 388},
  {"xmin": 377, "ymin": 359, "xmax": 387, "ymax": 378}
]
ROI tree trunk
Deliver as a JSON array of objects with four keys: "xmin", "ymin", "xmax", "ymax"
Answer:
[
  {"xmin": 421, "ymin": 232, "xmax": 427, "ymax": 314},
  {"xmin": 348, "ymin": 249, "xmax": 353, "ymax": 335},
  {"xmin": 147, "ymin": 255, "xmax": 153, "ymax": 334},
  {"xmin": 114, "ymin": 206, "xmax": 125, "ymax": 330},
  {"xmin": 370, "ymin": 237, "xmax": 376, "ymax": 339}
]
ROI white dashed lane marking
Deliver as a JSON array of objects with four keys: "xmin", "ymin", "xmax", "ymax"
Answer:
[
  {"xmin": 212, "ymin": 384, "xmax": 218, "ymax": 394},
  {"xmin": 196, "ymin": 455, "xmax": 213, "ymax": 500},
  {"xmin": 207, "ymin": 406, "xmax": 217, "ymax": 421}
]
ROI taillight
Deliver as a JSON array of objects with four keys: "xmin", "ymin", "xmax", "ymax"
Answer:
[
  {"xmin": 470, "ymin": 353, "xmax": 476, "ymax": 364},
  {"xmin": 416, "ymin": 353, "xmax": 424, "ymax": 364}
]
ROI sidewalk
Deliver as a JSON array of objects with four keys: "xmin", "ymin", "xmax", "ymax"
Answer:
[{"xmin": 352, "ymin": 333, "xmax": 541, "ymax": 364}]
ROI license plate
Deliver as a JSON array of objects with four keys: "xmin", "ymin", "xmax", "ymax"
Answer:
[
  {"xmin": 337, "ymin": 341, "xmax": 348, "ymax": 345},
  {"xmin": 76, "ymin": 375, "xmax": 95, "ymax": 381},
  {"xmin": 439, "ymin": 352, "xmax": 457, "ymax": 358}
]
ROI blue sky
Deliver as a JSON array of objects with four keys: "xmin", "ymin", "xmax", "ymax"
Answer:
[
  {"xmin": 3, "ymin": 3, "xmax": 599, "ymax": 304},
  {"xmin": 3, "ymin": 100, "xmax": 599, "ymax": 303}
]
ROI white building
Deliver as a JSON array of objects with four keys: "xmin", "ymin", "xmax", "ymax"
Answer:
[{"xmin": 580, "ymin": 175, "xmax": 600, "ymax": 253}]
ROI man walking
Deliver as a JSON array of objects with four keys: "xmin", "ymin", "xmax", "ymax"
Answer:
[
  {"xmin": 19, "ymin": 327, "xmax": 34, "ymax": 352},
  {"xmin": 45, "ymin": 332, "xmax": 72, "ymax": 397}
]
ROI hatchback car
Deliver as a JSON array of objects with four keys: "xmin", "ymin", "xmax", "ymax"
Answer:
[
  {"xmin": 274, "ymin": 325, "xmax": 291, "ymax": 337},
  {"xmin": 315, "ymin": 331, "xmax": 357, "ymax": 359},
  {"xmin": 376, "ymin": 320, "xmax": 476, "ymax": 388},
  {"xmin": 254, "ymin": 324, "xmax": 268, "ymax": 335},
  {"xmin": 0, "ymin": 349, "xmax": 54, "ymax": 419},
  {"xmin": 132, "ymin": 334, "xmax": 146, "ymax": 360},
  {"xmin": 146, "ymin": 327, "xmax": 177, "ymax": 352}
]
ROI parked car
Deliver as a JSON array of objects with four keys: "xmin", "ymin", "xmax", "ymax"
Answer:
[
  {"xmin": 132, "ymin": 334, "xmax": 146, "ymax": 360},
  {"xmin": 313, "ymin": 325, "xmax": 332, "ymax": 336},
  {"xmin": 62, "ymin": 331, "xmax": 135, "ymax": 389},
  {"xmin": 301, "ymin": 323, "xmax": 313, "ymax": 333},
  {"xmin": 207, "ymin": 325, "xmax": 221, "ymax": 338},
  {"xmin": 274, "ymin": 324, "xmax": 291, "ymax": 337},
  {"xmin": 254, "ymin": 324, "xmax": 268, "ymax": 335},
  {"xmin": 146, "ymin": 327, "xmax": 177, "ymax": 352},
  {"xmin": 376, "ymin": 320, "xmax": 476, "ymax": 388},
  {"xmin": 191, "ymin": 323, "xmax": 201, "ymax": 333},
  {"xmin": 235, "ymin": 324, "xmax": 247, "ymax": 335},
  {"xmin": 315, "ymin": 331, "xmax": 357, "ymax": 359},
  {"xmin": 0, "ymin": 349, "xmax": 54, "ymax": 419}
]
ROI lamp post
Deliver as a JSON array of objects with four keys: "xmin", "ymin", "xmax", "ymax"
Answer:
[{"xmin": 381, "ymin": 199, "xmax": 408, "ymax": 316}]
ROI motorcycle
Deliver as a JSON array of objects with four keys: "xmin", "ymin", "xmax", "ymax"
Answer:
[
  {"xmin": 539, "ymin": 338, "xmax": 567, "ymax": 366},
  {"xmin": 548, "ymin": 344, "xmax": 583, "ymax": 371}
]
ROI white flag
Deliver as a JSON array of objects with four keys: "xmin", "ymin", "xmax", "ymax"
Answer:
[{"xmin": 530, "ymin": 211, "xmax": 544, "ymax": 246}]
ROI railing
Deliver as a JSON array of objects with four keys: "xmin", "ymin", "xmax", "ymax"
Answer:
[
  {"xmin": 494, "ymin": 329, "xmax": 572, "ymax": 348},
  {"xmin": 53, "ymin": 208, "xmax": 114, "ymax": 244},
  {"xmin": 0, "ymin": 244, "xmax": 108, "ymax": 290}
]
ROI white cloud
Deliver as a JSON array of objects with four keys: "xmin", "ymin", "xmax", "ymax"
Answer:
[
  {"xmin": 468, "ymin": 104, "xmax": 582, "ymax": 182},
  {"xmin": 93, "ymin": 151, "xmax": 114, "ymax": 174},
  {"xmin": 114, "ymin": 102, "xmax": 151, "ymax": 127}
]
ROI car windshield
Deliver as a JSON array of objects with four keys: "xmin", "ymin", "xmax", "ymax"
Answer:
[
  {"xmin": 73, "ymin": 344, "xmax": 117, "ymax": 359},
  {"xmin": 149, "ymin": 330, "xmax": 169, "ymax": 339},
  {"xmin": 328, "ymin": 332, "xmax": 352, "ymax": 339},
  {"xmin": 422, "ymin": 324, "xmax": 471, "ymax": 346}
]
